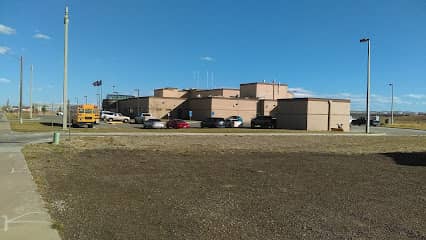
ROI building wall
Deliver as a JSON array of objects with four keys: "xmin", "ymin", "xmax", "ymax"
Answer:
[
  {"xmin": 116, "ymin": 97, "xmax": 186, "ymax": 119},
  {"xmin": 307, "ymin": 100, "xmax": 350, "ymax": 132},
  {"xmin": 154, "ymin": 88, "xmax": 188, "ymax": 98},
  {"xmin": 240, "ymin": 83, "xmax": 293, "ymax": 99},
  {"xmin": 240, "ymin": 84, "xmax": 258, "ymax": 98},
  {"xmin": 148, "ymin": 97, "xmax": 187, "ymax": 119},
  {"xmin": 277, "ymin": 98, "xmax": 350, "ymax": 131},
  {"xmin": 221, "ymin": 89, "xmax": 240, "ymax": 98},
  {"xmin": 258, "ymin": 100, "xmax": 279, "ymax": 117},
  {"xmin": 189, "ymin": 89, "xmax": 240, "ymax": 98},
  {"xmin": 276, "ymin": 100, "xmax": 308, "ymax": 130},
  {"xmin": 185, "ymin": 97, "xmax": 257, "ymax": 123},
  {"xmin": 209, "ymin": 98, "xmax": 258, "ymax": 124},
  {"xmin": 187, "ymin": 98, "xmax": 213, "ymax": 120},
  {"xmin": 117, "ymin": 97, "xmax": 150, "ymax": 118}
]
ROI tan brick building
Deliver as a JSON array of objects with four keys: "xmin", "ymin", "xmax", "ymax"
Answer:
[
  {"xmin": 104, "ymin": 81, "xmax": 351, "ymax": 131},
  {"xmin": 276, "ymin": 98, "xmax": 351, "ymax": 131}
]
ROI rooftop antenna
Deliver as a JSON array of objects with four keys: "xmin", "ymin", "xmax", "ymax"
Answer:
[
  {"xmin": 206, "ymin": 71, "xmax": 209, "ymax": 89},
  {"xmin": 211, "ymin": 71, "xmax": 214, "ymax": 89},
  {"xmin": 278, "ymin": 81, "xmax": 280, "ymax": 96}
]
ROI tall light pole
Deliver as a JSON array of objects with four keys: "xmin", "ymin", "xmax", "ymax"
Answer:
[
  {"xmin": 84, "ymin": 96, "xmax": 88, "ymax": 104},
  {"xmin": 134, "ymin": 88, "xmax": 140, "ymax": 97},
  {"xmin": 388, "ymin": 83, "xmax": 394, "ymax": 124},
  {"xmin": 29, "ymin": 64, "xmax": 33, "ymax": 119},
  {"xmin": 63, "ymin": 6, "xmax": 69, "ymax": 130},
  {"xmin": 360, "ymin": 38, "xmax": 371, "ymax": 134},
  {"xmin": 96, "ymin": 93, "xmax": 100, "ymax": 109},
  {"xmin": 113, "ymin": 91, "xmax": 119, "ymax": 113},
  {"xmin": 19, "ymin": 56, "xmax": 23, "ymax": 124}
]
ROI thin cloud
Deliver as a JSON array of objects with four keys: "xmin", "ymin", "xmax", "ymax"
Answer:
[
  {"xmin": 0, "ymin": 78, "xmax": 11, "ymax": 83},
  {"xmin": 200, "ymin": 56, "xmax": 215, "ymax": 62},
  {"xmin": 288, "ymin": 87, "xmax": 314, "ymax": 98},
  {"xmin": 405, "ymin": 94, "xmax": 426, "ymax": 99},
  {"xmin": 0, "ymin": 24, "xmax": 16, "ymax": 35},
  {"xmin": 33, "ymin": 33, "xmax": 51, "ymax": 40},
  {"xmin": 0, "ymin": 46, "xmax": 11, "ymax": 55}
]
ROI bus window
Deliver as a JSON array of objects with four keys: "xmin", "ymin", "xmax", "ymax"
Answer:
[
  {"xmin": 79, "ymin": 109, "xmax": 84, "ymax": 113},
  {"xmin": 85, "ymin": 109, "xmax": 93, "ymax": 114}
]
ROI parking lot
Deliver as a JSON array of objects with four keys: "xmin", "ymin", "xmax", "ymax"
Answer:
[{"xmin": 8, "ymin": 114, "xmax": 426, "ymax": 136}]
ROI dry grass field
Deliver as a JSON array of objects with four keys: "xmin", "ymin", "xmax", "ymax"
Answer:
[
  {"xmin": 24, "ymin": 136, "xmax": 426, "ymax": 240},
  {"xmin": 388, "ymin": 115, "xmax": 426, "ymax": 130}
]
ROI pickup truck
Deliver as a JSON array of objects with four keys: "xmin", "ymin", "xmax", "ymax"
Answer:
[
  {"xmin": 104, "ymin": 112, "xmax": 130, "ymax": 123},
  {"xmin": 134, "ymin": 113, "xmax": 154, "ymax": 124},
  {"xmin": 251, "ymin": 115, "xmax": 277, "ymax": 129}
]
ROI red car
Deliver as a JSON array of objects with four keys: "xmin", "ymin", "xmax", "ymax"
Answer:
[{"xmin": 166, "ymin": 119, "xmax": 190, "ymax": 129}]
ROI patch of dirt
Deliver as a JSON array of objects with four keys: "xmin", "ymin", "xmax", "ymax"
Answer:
[{"xmin": 24, "ymin": 136, "xmax": 426, "ymax": 240}]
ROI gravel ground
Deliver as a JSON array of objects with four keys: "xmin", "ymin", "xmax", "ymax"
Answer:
[{"xmin": 24, "ymin": 136, "xmax": 426, "ymax": 240}]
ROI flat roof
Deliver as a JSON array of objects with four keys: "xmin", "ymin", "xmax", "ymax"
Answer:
[
  {"xmin": 154, "ymin": 87, "xmax": 180, "ymax": 90},
  {"xmin": 195, "ymin": 88, "xmax": 240, "ymax": 92},
  {"xmin": 190, "ymin": 96, "xmax": 258, "ymax": 102},
  {"xmin": 240, "ymin": 82, "xmax": 288, "ymax": 86},
  {"xmin": 278, "ymin": 97, "xmax": 350, "ymax": 103}
]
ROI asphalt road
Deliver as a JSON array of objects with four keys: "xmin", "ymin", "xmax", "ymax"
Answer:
[{"xmin": 350, "ymin": 125, "xmax": 426, "ymax": 135}]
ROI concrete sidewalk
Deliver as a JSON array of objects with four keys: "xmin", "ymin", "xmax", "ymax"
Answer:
[{"xmin": 0, "ymin": 112, "xmax": 60, "ymax": 239}]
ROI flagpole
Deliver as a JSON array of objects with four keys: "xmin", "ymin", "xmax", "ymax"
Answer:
[{"xmin": 100, "ymin": 80, "xmax": 103, "ymax": 110}]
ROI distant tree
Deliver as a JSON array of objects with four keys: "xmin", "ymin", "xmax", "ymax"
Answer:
[{"xmin": 41, "ymin": 105, "xmax": 47, "ymax": 115}]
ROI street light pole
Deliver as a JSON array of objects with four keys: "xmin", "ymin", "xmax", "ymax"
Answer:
[
  {"xmin": 29, "ymin": 64, "xmax": 33, "ymax": 119},
  {"xmin": 360, "ymin": 38, "xmax": 371, "ymax": 134},
  {"xmin": 134, "ymin": 88, "xmax": 140, "ymax": 97},
  {"xmin": 19, "ymin": 56, "xmax": 23, "ymax": 124},
  {"xmin": 63, "ymin": 6, "xmax": 69, "ymax": 130},
  {"xmin": 389, "ymin": 83, "xmax": 394, "ymax": 124},
  {"xmin": 84, "ymin": 96, "xmax": 88, "ymax": 104}
]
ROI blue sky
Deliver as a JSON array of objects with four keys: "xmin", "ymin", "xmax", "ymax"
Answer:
[{"xmin": 1, "ymin": 0, "xmax": 425, "ymax": 111}]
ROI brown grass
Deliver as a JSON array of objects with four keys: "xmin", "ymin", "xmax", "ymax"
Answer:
[
  {"xmin": 23, "ymin": 135, "xmax": 426, "ymax": 240},
  {"xmin": 386, "ymin": 115, "xmax": 426, "ymax": 130}
]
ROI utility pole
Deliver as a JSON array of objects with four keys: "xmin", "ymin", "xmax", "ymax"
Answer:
[
  {"xmin": 63, "ymin": 6, "xmax": 69, "ymax": 130},
  {"xmin": 19, "ymin": 56, "xmax": 23, "ymax": 124},
  {"xmin": 84, "ymin": 96, "xmax": 88, "ymax": 104},
  {"xmin": 29, "ymin": 64, "xmax": 33, "ymax": 119},
  {"xmin": 360, "ymin": 38, "xmax": 371, "ymax": 134},
  {"xmin": 134, "ymin": 88, "xmax": 140, "ymax": 97},
  {"xmin": 389, "ymin": 83, "xmax": 394, "ymax": 124}
]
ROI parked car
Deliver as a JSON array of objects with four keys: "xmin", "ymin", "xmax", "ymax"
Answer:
[
  {"xmin": 105, "ymin": 112, "xmax": 130, "ymax": 123},
  {"xmin": 225, "ymin": 116, "xmax": 243, "ymax": 128},
  {"xmin": 143, "ymin": 119, "xmax": 166, "ymax": 129},
  {"xmin": 100, "ymin": 110, "xmax": 115, "ymax": 120},
  {"xmin": 201, "ymin": 117, "xmax": 226, "ymax": 128},
  {"xmin": 370, "ymin": 119, "xmax": 380, "ymax": 127},
  {"xmin": 166, "ymin": 119, "xmax": 190, "ymax": 129},
  {"xmin": 135, "ymin": 113, "xmax": 154, "ymax": 124},
  {"xmin": 251, "ymin": 115, "xmax": 277, "ymax": 128},
  {"xmin": 351, "ymin": 117, "xmax": 380, "ymax": 127}
]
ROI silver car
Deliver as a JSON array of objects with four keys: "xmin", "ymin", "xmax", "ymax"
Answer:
[{"xmin": 143, "ymin": 119, "xmax": 165, "ymax": 129}]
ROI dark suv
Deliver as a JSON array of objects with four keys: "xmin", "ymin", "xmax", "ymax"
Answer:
[
  {"xmin": 251, "ymin": 116, "xmax": 277, "ymax": 129},
  {"xmin": 201, "ymin": 117, "xmax": 226, "ymax": 128}
]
